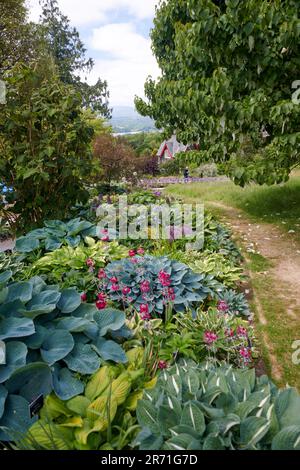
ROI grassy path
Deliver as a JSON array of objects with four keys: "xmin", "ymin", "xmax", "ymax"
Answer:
[{"xmin": 166, "ymin": 183, "xmax": 300, "ymax": 390}]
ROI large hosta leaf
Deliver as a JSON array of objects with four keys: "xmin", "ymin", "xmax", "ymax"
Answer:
[
  {"xmin": 275, "ymin": 388, "xmax": 300, "ymax": 427},
  {"xmin": 6, "ymin": 281, "xmax": 33, "ymax": 303},
  {"xmin": 24, "ymin": 325, "xmax": 48, "ymax": 349},
  {"xmin": 57, "ymin": 317, "xmax": 93, "ymax": 333},
  {"xmin": 272, "ymin": 425, "xmax": 300, "ymax": 450},
  {"xmin": 27, "ymin": 421, "xmax": 73, "ymax": 450},
  {"xmin": 0, "ymin": 385, "xmax": 8, "ymax": 419},
  {"xmin": 63, "ymin": 343, "xmax": 101, "ymax": 375},
  {"xmin": 136, "ymin": 399, "xmax": 159, "ymax": 434},
  {"xmin": 94, "ymin": 308, "xmax": 126, "ymax": 336},
  {"xmin": 180, "ymin": 401, "xmax": 206, "ymax": 436},
  {"xmin": 52, "ymin": 366, "xmax": 84, "ymax": 400},
  {"xmin": 240, "ymin": 416, "xmax": 270, "ymax": 448},
  {"xmin": 6, "ymin": 363, "xmax": 53, "ymax": 402},
  {"xmin": 40, "ymin": 330, "xmax": 74, "ymax": 364},
  {"xmin": 19, "ymin": 290, "xmax": 61, "ymax": 319},
  {"xmin": 0, "ymin": 395, "xmax": 36, "ymax": 441},
  {"xmin": 67, "ymin": 396, "xmax": 91, "ymax": 417},
  {"xmin": 0, "ymin": 317, "xmax": 35, "ymax": 340},
  {"xmin": 0, "ymin": 341, "xmax": 28, "ymax": 383},
  {"xmin": 15, "ymin": 236, "xmax": 39, "ymax": 253},
  {"xmin": 93, "ymin": 338, "xmax": 128, "ymax": 363},
  {"xmin": 0, "ymin": 270, "xmax": 12, "ymax": 285},
  {"xmin": 57, "ymin": 289, "xmax": 81, "ymax": 313}
]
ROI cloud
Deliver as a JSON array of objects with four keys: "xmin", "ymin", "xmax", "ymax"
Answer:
[
  {"xmin": 27, "ymin": 0, "xmax": 158, "ymax": 25},
  {"xmin": 87, "ymin": 23, "xmax": 160, "ymax": 106}
]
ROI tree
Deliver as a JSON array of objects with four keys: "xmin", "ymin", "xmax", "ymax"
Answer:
[
  {"xmin": 92, "ymin": 135, "xmax": 136, "ymax": 185},
  {"xmin": 0, "ymin": 0, "xmax": 40, "ymax": 77},
  {"xmin": 40, "ymin": 0, "xmax": 111, "ymax": 116},
  {"xmin": 135, "ymin": 0, "xmax": 300, "ymax": 185},
  {"xmin": 0, "ymin": 58, "xmax": 94, "ymax": 229}
]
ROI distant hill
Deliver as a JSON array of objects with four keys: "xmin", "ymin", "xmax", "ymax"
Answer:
[{"xmin": 110, "ymin": 106, "xmax": 156, "ymax": 134}]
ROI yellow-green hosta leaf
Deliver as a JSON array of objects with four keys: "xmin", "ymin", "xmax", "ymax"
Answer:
[
  {"xmin": 58, "ymin": 416, "xmax": 83, "ymax": 428},
  {"xmin": 85, "ymin": 366, "xmax": 118, "ymax": 401},
  {"xmin": 40, "ymin": 394, "xmax": 71, "ymax": 421},
  {"xmin": 67, "ymin": 396, "xmax": 91, "ymax": 417},
  {"xmin": 107, "ymin": 372, "xmax": 132, "ymax": 406},
  {"xmin": 144, "ymin": 376, "xmax": 158, "ymax": 389},
  {"xmin": 74, "ymin": 418, "xmax": 107, "ymax": 445},
  {"xmin": 124, "ymin": 390, "xmax": 144, "ymax": 411},
  {"xmin": 27, "ymin": 421, "xmax": 73, "ymax": 450},
  {"xmin": 87, "ymin": 396, "xmax": 117, "ymax": 423},
  {"xmin": 126, "ymin": 347, "xmax": 144, "ymax": 366}
]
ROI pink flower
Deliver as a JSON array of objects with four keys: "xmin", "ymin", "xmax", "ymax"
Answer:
[
  {"xmin": 110, "ymin": 277, "xmax": 118, "ymax": 284},
  {"xmin": 122, "ymin": 286, "xmax": 131, "ymax": 295},
  {"xmin": 86, "ymin": 258, "xmax": 95, "ymax": 268},
  {"xmin": 101, "ymin": 235, "xmax": 110, "ymax": 242},
  {"xmin": 97, "ymin": 292, "xmax": 106, "ymax": 301},
  {"xmin": 140, "ymin": 312, "xmax": 151, "ymax": 321},
  {"xmin": 81, "ymin": 293, "xmax": 87, "ymax": 302},
  {"xmin": 225, "ymin": 328, "xmax": 235, "ymax": 338},
  {"xmin": 140, "ymin": 280, "xmax": 151, "ymax": 293},
  {"xmin": 204, "ymin": 331, "xmax": 218, "ymax": 345},
  {"xmin": 167, "ymin": 287, "xmax": 175, "ymax": 301},
  {"xmin": 137, "ymin": 247, "xmax": 145, "ymax": 255},
  {"xmin": 158, "ymin": 270, "xmax": 171, "ymax": 287},
  {"xmin": 111, "ymin": 284, "xmax": 120, "ymax": 292},
  {"xmin": 239, "ymin": 347, "xmax": 252, "ymax": 360},
  {"xmin": 140, "ymin": 304, "xmax": 149, "ymax": 314},
  {"xmin": 130, "ymin": 257, "xmax": 138, "ymax": 264},
  {"xmin": 96, "ymin": 300, "xmax": 107, "ymax": 310},
  {"xmin": 237, "ymin": 326, "xmax": 248, "ymax": 337},
  {"xmin": 217, "ymin": 300, "xmax": 229, "ymax": 312},
  {"xmin": 98, "ymin": 268, "xmax": 106, "ymax": 279},
  {"xmin": 101, "ymin": 229, "xmax": 108, "ymax": 234},
  {"xmin": 158, "ymin": 360, "xmax": 168, "ymax": 370},
  {"xmin": 129, "ymin": 250, "xmax": 136, "ymax": 257}
]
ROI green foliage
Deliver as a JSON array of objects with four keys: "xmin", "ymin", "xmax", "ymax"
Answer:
[
  {"xmin": 0, "ymin": 61, "xmax": 94, "ymax": 228},
  {"xmin": 218, "ymin": 289, "xmax": 251, "ymax": 319},
  {"xmin": 136, "ymin": 360, "xmax": 300, "ymax": 450},
  {"xmin": 20, "ymin": 348, "xmax": 156, "ymax": 450},
  {"xmin": 124, "ymin": 132, "xmax": 162, "ymax": 157},
  {"xmin": 104, "ymin": 255, "xmax": 210, "ymax": 316},
  {"xmin": 136, "ymin": 0, "xmax": 300, "ymax": 185},
  {"xmin": 0, "ymin": 271, "xmax": 129, "ymax": 440},
  {"xmin": 15, "ymin": 218, "xmax": 96, "ymax": 255},
  {"xmin": 21, "ymin": 238, "xmax": 128, "ymax": 289},
  {"xmin": 160, "ymin": 158, "xmax": 183, "ymax": 176}
]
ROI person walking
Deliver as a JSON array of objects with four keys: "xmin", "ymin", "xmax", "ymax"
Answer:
[{"xmin": 183, "ymin": 167, "xmax": 189, "ymax": 183}]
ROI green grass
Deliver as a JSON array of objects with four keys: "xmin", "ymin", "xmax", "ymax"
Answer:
[{"xmin": 166, "ymin": 172, "xmax": 300, "ymax": 241}]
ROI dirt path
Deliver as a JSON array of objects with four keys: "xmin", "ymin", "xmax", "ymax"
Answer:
[{"xmin": 209, "ymin": 201, "xmax": 300, "ymax": 384}]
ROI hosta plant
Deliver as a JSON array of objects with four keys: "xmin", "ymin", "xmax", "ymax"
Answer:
[
  {"xmin": 20, "ymin": 238, "xmax": 128, "ymax": 289},
  {"xmin": 15, "ymin": 218, "xmax": 97, "ymax": 255},
  {"xmin": 0, "ymin": 271, "xmax": 129, "ymax": 441},
  {"xmin": 102, "ymin": 255, "xmax": 210, "ymax": 317},
  {"xmin": 217, "ymin": 289, "xmax": 251, "ymax": 319},
  {"xmin": 20, "ymin": 348, "xmax": 157, "ymax": 450},
  {"xmin": 136, "ymin": 360, "xmax": 300, "ymax": 450}
]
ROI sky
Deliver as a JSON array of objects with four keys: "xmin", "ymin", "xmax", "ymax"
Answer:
[{"xmin": 26, "ymin": 0, "xmax": 161, "ymax": 107}]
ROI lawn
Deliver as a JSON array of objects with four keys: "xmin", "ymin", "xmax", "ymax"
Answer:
[{"xmin": 166, "ymin": 170, "xmax": 300, "ymax": 242}]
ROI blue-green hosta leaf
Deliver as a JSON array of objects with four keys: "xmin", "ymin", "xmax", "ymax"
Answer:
[
  {"xmin": 0, "ymin": 270, "xmax": 12, "ymax": 285},
  {"xmin": 164, "ymin": 433, "xmax": 201, "ymax": 451},
  {"xmin": 0, "ymin": 341, "xmax": 28, "ymax": 383},
  {"xmin": 72, "ymin": 303, "xmax": 98, "ymax": 319},
  {"xmin": 272, "ymin": 425, "xmax": 300, "ymax": 450},
  {"xmin": 93, "ymin": 338, "xmax": 127, "ymax": 363},
  {"xmin": 44, "ymin": 220, "xmax": 67, "ymax": 231},
  {"xmin": 94, "ymin": 308, "xmax": 126, "ymax": 336},
  {"xmin": 15, "ymin": 236, "xmax": 39, "ymax": 253},
  {"xmin": 52, "ymin": 366, "xmax": 84, "ymax": 400},
  {"xmin": 0, "ymin": 287, "xmax": 8, "ymax": 304},
  {"xmin": 0, "ymin": 385, "xmax": 8, "ymax": 419},
  {"xmin": 23, "ymin": 325, "xmax": 48, "ymax": 349},
  {"xmin": 66, "ymin": 219, "xmax": 93, "ymax": 237},
  {"xmin": 6, "ymin": 281, "xmax": 33, "ymax": 303},
  {"xmin": 136, "ymin": 399, "xmax": 160, "ymax": 434},
  {"xmin": 202, "ymin": 434, "xmax": 225, "ymax": 450},
  {"xmin": 240, "ymin": 416, "xmax": 270, "ymax": 449},
  {"xmin": 63, "ymin": 343, "xmax": 101, "ymax": 375},
  {"xmin": 6, "ymin": 363, "xmax": 53, "ymax": 401},
  {"xmin": 0, "ymin": 395, "xmax": 36, "ymax": 441},
  {"xmin": 166, "ymin": 374, "xmax": 182, "ymax": 400},
  {"xmin": 44, "ymin": 238, "xmax": 62, "ymax": 251},
  {"xmin": 40, "ymin": 330, "xmax": 74, "ymax": 364},
  {"xmin": 28, "ymin": 276, "xmax": 47, "ymax": 295},
  {"xmin": 158, "ymin": 405, "xmax": 179, "ymax": 436},
  {"xmin": 19, "ymin": 290, "xmax": 61, "ymax": 319},
  {"xmin": 180, "ymin": 401, "xmax": 205, "ymax": 436},
  {"xmin": 185, "ymin": 369, "xmax": 200, "ymax": 395},
  {"xmin": 57, "ymin": 289, "xmax": 81, "ymax": 314},
  {"xmin": 0, "ymin": 340, "xmax": 4, "ymax": 364},
  {"xmin": 65, "ymin": 235, "xmax": 81, "ymax": 247},
  {"xmin": 57, "ymin": 317, "xmax": 93, "ymax": 333},
  {"xmin": 0, "ymin": 317, "xmax": 35, "ymax": 340},
  {"xmin": 136, "ymin": 429, "xmax": 164, "ymax": 451},
  {"xmin": 275, "ymin": 388, "xmax": 300, "ymax": 427}
]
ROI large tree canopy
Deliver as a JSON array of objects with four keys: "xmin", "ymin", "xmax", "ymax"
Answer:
[
  {"xmin": 40, "ymin": 0, "xmax": 111, "ymax": 117},
  {"xmin": 135, "ymin": 0, "xmax": 300, "ymax": 185}
]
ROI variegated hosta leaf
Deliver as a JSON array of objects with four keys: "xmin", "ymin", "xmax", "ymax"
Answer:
[
  {"xmin": 272, "ymin": 426, "xmax": 300, "ymax": 450},
  {"xmin": 180, "ymin": 401, "xmax": 205, "ymax": 436}
]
